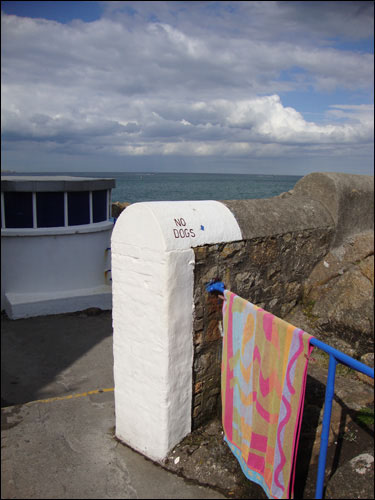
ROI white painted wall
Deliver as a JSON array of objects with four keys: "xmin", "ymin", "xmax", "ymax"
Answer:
[
  {"xmin": 1, "ymin": 221, "xmax": 113, "ymax": 319},
  {"xmin": 111, "ymin": 201, "xmax": 241, "ymax": 462}
]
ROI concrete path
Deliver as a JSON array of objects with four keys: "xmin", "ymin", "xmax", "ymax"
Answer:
[{"xmin": 1, "ymin": 311, "xmax": 225, "ymax": 499}]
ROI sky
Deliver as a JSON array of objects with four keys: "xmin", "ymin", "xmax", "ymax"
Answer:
[{"xmin": 1, "ymin": 1, "xmax": 374, "ymax": 175}]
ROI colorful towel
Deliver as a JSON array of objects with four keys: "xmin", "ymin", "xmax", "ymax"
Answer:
[{"xmin": 221, "ymin": 291, "xmax": 314, "ymax": 499}]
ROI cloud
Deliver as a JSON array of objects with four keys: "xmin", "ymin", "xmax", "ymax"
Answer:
[
  {"xmin": 100, "ymin": 1, "xmax": 374, "ymax": 42},
  {"xmin": 1, "ymin": 1, "xmax": 374, "ymax": 172},
  {"xmin": 2, "ymin": 7, "xmax": 372, "ymax": 97}
]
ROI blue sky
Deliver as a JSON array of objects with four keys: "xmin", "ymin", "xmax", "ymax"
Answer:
[{"xmin": 1, "ymin": 1, "xmax": 374, "ymax": 175}]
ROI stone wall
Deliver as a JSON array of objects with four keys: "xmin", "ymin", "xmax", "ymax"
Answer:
[
  {"xmin": 191, "ymin": 230, "xmax": 334, "ymax": 428},
  {"xmin": 286, "ymin": 230, "xmax": 374, "ymax": 357},
  {"xmin": 111, "ymin": 201, "xmax": 131, "ymax": 219},
  {"xmin": 110, "ymin": 172, "xmax": 373, "ymax": 456},
  {"xmin": 191, "ymin": 172, "xmax": 374, "ymax": 429}
]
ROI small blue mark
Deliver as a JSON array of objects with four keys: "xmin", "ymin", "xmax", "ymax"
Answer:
[{"xmin": 200, "ymin": 225, "xmax": 205, "ymax": 231}]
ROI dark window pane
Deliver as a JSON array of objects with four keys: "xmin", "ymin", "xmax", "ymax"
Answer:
[
  {"xmin": 4, "ymin": 192, "xmax": 33, "ymax": 228},
  {"xmin": 92, "ymin": 190, "xmax": 107, "ymax": 223},
  {"xmin": 68, "ymin": 191, "xmax": 90, "ymax": 226},
  {"xmin": 37, "ymin": 192, "xmax": 65, "ymax": 227}
]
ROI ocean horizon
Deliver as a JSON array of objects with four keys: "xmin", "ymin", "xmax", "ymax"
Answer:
[{"xmin": 3, "ymin": 171, "xmax": 302, "ymax": 204}]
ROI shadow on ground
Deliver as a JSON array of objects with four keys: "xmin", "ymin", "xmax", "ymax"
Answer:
[
  {"xmin": 164, "ymin": 368, "xmax": 374, "ymax": 499},
  {"xmin": 1, "ymin": 309, "xmax": 113, "ymax": 407}
]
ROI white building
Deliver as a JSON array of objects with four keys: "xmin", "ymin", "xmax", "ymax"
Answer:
[{"xmin": 1, "ymin": 175, "xmax": 115, "ymax": 319}]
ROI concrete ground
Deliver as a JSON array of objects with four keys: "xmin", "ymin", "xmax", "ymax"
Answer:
[
  {"xmin": 2, "ymin": 309, "xmax": 373, "ymax": 499},
  {"xmin": 1, "ymin": 309, "xmax": 225, "ymax": 500}
]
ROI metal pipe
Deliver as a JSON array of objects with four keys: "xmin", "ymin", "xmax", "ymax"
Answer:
[
  {"xmin": 310, "ymin": 337, "xmax": 374, "ymax": 378},
  {"xmin": 205, "ymin": 282, "xmax": 374, "ymax": 499},
  {"xmin": 314, "ymin": 354, "xmax": 337, "ymax": 499},
  {"xmin": 205, "ymin": 280, "xmax": 225, "ymax": 294}
]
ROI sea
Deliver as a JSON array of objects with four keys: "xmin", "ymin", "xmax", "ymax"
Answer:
[{"xmin": 4, "ymin": 172, "xmax": 302, "ymax": 203}]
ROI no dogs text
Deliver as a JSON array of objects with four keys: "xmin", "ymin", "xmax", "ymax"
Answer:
[{"xmin": 172, "ymin": 217, "xmax": 196, "ymax": 239}]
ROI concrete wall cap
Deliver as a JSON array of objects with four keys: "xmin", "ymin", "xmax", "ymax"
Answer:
[
  {"xmin": 222, "ymin": 196, "xmax": 333, "ymax": 241},
  {"xmin": 111, "ymin": 200, "xmax": 242, "ymax": 252},
  {"xmin": 293, "ymin": 172, "xmax": 374, "ymax": 247}
]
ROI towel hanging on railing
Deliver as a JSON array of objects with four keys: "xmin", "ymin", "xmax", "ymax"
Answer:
[{"xmin": 219, "ymin": 288, "xmax": 314, "ymax": 499}]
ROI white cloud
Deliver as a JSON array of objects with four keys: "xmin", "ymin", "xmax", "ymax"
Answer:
[{"xmin": 1, "ymin": 1, "xmax": 374, "ymax": 173}]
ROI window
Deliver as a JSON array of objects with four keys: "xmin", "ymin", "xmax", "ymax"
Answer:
[
  {"xmin": 2, "ymin": 186, "xmax": 111, "ymax": 229},
  {"xmin": 68, "ymin": 191, "xmax": 90, "ymax": 226},
  {"xmin": 36, "ymin": 192, "xmax": 65, "ymax": 227},
  {"xmin": 92, "ymin": 190, "xmax": 107, "ymax": 223},
  {"xmin": 4, "ymin": 192, "xmax": 33, "ymax": 228}
]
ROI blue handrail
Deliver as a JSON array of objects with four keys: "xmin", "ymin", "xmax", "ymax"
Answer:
[
  {"xmin": 309, "ymin": 337, "xmax": 374, "ymax": 499},
  {"xmin": 206, "ymin": 280, "xmax": 225, "ymax": 294},
  {"xmin": 206, "ymin": 281, "xmax": 375, "ymax": 499}
]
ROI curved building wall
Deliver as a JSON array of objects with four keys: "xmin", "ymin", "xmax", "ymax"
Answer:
[{"xmin": 1, "ymin": 176, "xmax": 115, "ymax": 319}]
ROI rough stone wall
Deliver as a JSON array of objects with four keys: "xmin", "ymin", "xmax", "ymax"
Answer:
[
  {"xmin": 109, "ymin": 172, "xmax": 373, "ymax": 431},
  {"xmin": 192, "ymin": 227, "xmax": 334, "ymax": 429},
  {"xmin": 286, "ymin": 230, "xmax": 374, "ymax": 357},
  {"xmin": 191, "ymin": 172, "xmax": 374, "ymax": 429}
]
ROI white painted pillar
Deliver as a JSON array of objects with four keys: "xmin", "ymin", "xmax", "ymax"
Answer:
[{"xmin": 111, "ymin": 200, "xmax": 241, "ymax": 462}]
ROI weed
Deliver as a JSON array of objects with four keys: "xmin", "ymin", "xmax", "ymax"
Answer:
[
  {"xmin": 343, "ymin": 428, "xmax": 358, "ymax": 442},
  {"xmin": 310, "ymin": 345, "xmax": 358, "ymax": 378},
  {"xmin": 302, "ymin": 299, "xmax": 319, "ymax": 326},
  {"xmin": 356, "ymin": 407, "xmax": 374, "ymax": 427}
]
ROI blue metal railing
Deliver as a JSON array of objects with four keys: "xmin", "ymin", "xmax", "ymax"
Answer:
[
  {"xmin": 205, "ymin": 281, "xmax": 374, "ymax": 499},
  {"xmin": 309, "ymin": 337, "xmax": 374, "ymax": 499}
]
